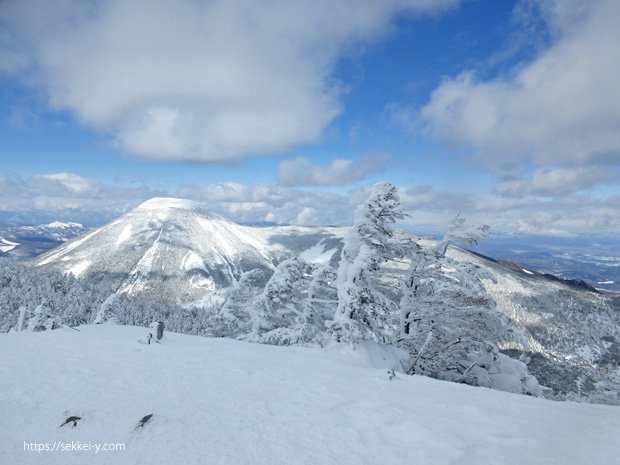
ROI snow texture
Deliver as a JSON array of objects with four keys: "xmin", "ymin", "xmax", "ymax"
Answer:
[
  {"xmin": 299, "ymin": 239, "xmax": 338, "ymax": 265},
  {"xmin": 0, "ymin": 325, "xmax": 618, "ymax": 465}
]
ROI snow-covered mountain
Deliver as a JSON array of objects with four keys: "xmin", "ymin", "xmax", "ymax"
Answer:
[
  {"xmin": 21, "ymin": 221, "xmax": 86, "ymax": 241},
  {"xmin": 0, "ymin": 236, "xmax": 19, "ymax": 253},
  {"xmin": 35, "ymin": 198, "xmax": 342, "ymax": 305},
  {"xmin": 1, "ymin": 325, "xmax": 618, "ymax": 465},
  {"xmin": 445, "ymin": 246, "xmax": 620, "ymax": 403},
  {"xmin": 29, "ymin": 197, "xmax": 620, "ymax": 403},
  {"xmin": 0, "ymin": 221, "xmax": 86, "ymax": 258}
]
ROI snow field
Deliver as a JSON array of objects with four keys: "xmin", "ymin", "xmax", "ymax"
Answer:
[{"xmin": 1, "ymin": 325, "xmax": 619, "ymax": 465}]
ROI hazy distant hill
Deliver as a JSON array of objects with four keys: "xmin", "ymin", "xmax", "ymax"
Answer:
[{"xmin": 0, "ymin": 221, "xmax": 86, "ymax": 258}]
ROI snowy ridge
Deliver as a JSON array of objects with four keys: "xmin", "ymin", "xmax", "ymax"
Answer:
[
  {"xmin": 0, "ymin": 236, "xmax": 19, "ymax": 252},
  {"xmin": 1, "ymin": 325, "xmax": 618, "ymax": 465},
  {"xmin": 117, "ymin": 228, "xmax": 164, "ymax": 296},
  {"xmin": 44, "ymin": 221, "xmax": 84, "ymax": 229},
  {"xmin": 37, "ymin": 229, "xmax": 103, "ymax": 266},
  {"xmin": 0, "ymin": 221, "xmax": 86, "ymax": 257},
  {"xmin": 445, "ymin": 245, "xmax": 620, "ymax": 400}
]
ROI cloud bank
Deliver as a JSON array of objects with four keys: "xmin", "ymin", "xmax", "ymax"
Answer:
[
  {"xmin": 2, "ymin": 172, "xmax": 618, "ymax": 237},
  {"xmin": 0, "ymin": 0, "xmax": 458, "ymax": 162},
  {"xmin": 0, "ymin": 171, "xmax": 164, "ymax": 222},
  {"xmin": 418, "ymin": 0, "xmax": 620, "ymax": 196}
]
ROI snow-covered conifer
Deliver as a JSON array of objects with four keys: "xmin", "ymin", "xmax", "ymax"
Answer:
[
  {"xmin": 399, "ymin": 216, "xmax": 540, "ymax": 394},
  {"xmin": 286, "ymin": 265, "xmax": 338, "ymax": 345},
  {"xmin": 27, "ymin": 301, "xmax": 58, "ymax": 331},
  {"xmin": 94, "ymin": 294, "xmax": 121, "ymax": 324},
  {"xmin": 329, "ymin": 182, "xmax": 405, "ymax": 343},
  {"xmin": 250, "ymin": 257, "xmax": 314, "ymax": 345},
  {"xmin": 209, "ymin": 268, "xmax": 265, "ymax": 337}
]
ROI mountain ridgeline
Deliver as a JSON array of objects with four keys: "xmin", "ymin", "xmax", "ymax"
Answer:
[{"xmin": 5, "ymin": 195, "xmax": 620, "ymax": 404}]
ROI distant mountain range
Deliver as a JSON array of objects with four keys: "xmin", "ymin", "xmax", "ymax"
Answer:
[
  {"xmin": 471, "ymin": 236, "xmax": 620, "ymax": 295},
  {"xmin": 0, "ymin": 221, "xmax": 86, "ymax": 258}
]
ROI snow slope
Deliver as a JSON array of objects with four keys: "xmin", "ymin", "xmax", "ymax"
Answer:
[
  {"xmin": 0, "ymin": 325, "xmax": 618, "ymax": 465},
  {"xmin": 34, "ymin": 198, "xmax": 343, "ymax": 306},
  {"xmin": 370, "ymin": 242, "xmax": 620, "ymax": 403},
  {"xmin": 35, "ymin": 198, "xmax": 281, "ymax": 305},
  {"xmin": 0, "ymin": 236, "xmax": 19, "ymax": 252},
  {"xmin": 444, "ymin": 246, "xmax": 620, "ymax": 402}
]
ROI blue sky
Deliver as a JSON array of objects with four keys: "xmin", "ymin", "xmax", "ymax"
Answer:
[{"xmin": 0, "ymin": 0, "xmax": 619, "ymax": 237}]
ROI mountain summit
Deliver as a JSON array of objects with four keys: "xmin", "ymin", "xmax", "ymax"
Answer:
[{"xmin": 36, "ymin": 198, "xmax": 278, "ymax": 304}]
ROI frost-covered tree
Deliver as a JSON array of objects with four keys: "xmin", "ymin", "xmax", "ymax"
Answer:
[
  {"xmin": 329, "ymin": 182, "xmax": 405, "ymax": 343},
  {"xmin": 209, "ymin": 268, "xmax": 265, "ymax": 337},
  {"xmin": 290, "ymin": 264, "xmax": 338, "ymax": 345},
  {"xmin": 27, "ymin": 301, "xmax": 58, "ymax": 331},
  {"xmin": 0, "ymin": 259, "xmax": 106, "ymax": 332},
  {"xmin": 399, "ymin": 216, "xmax": 540, "ymax": 395},
  {"xmin": 250, "ymin": 257, "xmax": 314, "ymax": 345},
  {"xmin": 400, "ymin": 215, "xmax": 489, "ymax": 337},
  {"xmin": 94, "ymin": 294, "xmax": 121, "ymax": 325}
]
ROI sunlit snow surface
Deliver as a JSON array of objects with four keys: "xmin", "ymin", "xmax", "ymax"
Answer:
[
  {"xmin": 135, "ymin": 197, "xmax": 202, "ymax": 211},
  {"xmin": 0, "ymin": 237, "xmax": 19, "ymax": 252},
  {"xmin": 34, "ymin": 198, "xmax": 343, "ymax": 305},
  {"xmin": 67, "ymin": 260, "xmax": 91, "ymax": 277},
  {"xmin": 0, "ymin": 325, "xmax": 618, "ymax": 465},
  {"xmin": 299, "ymin": 239, "xmax": 338, "ymax": 265},
  {"xmin": 115, "ymin": 225, "xmax": 132, "ymax": 246}
]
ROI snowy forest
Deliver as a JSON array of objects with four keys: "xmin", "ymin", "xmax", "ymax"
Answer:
[{"xmin": 1, "ymin": 183, "xmax": 618, "ymax": 404}]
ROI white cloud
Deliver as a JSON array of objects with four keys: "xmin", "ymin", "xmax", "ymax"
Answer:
[
  {"xmin": 1, "ymin": 172, "xmax": 619, "ymax": 236},
  {"xmin": 420, "ymin": 0, "xmax": 620, "ymax": 175},
  {"xmin": 28, "ymin": 173, "xmax": 102, "ymax": 197},
  {"xmin": 178, "ymin": 181, "xmax": 620, "ymax": 237},
  {"xmin": 0, "ymin": 0, "xmax": 459, "ymax": 162},
  {"xmin": 0, "ymin": 172, "xmax": 27, "ymax": 197},
  {"xmin": 178, "ymin": 182, "xmax": 356, "ymax": 226},
  {"xmin": 0, "ymin": 171, "xmax": 164, "ymax": 221},
  {"xmin": 277, "ymin": 155, "xmax": 388, "ymax": 186},
  {"xmin": 495, "ymin": 166, "xmax": 620, "ymax": 197}
]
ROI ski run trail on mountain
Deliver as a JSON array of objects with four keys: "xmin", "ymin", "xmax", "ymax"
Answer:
[{"xmin": 1, "ymin": 325, "xmax": 618, "ymax": 465}]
